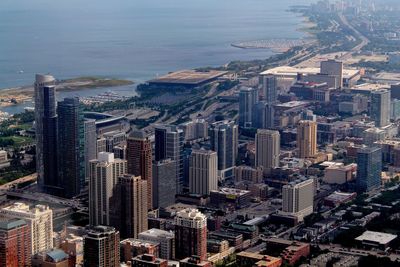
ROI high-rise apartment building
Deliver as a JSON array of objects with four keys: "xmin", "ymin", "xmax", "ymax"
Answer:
[
  {"xmin": 356, "ymin": 146, "xmax": 382, "ymax": 192},
  {"xmin": 282, "ymin": 178, "xmax": 314, "ymax": 221},
  {"xmin": 297, "ymin": 120, "xmax": 317, "ymax": 158},
  {"xmin": 180, "ymin": 119, "xmax": 209, "ymax": 141},
  {"xmin": 239, "ymin": 87, "xmax": 258, "ymax": 128},
  {"xmin": 110, "ymin": 174, "xmax": 148, "ymax": 239},
  {"xmin": 84, "ymin": 119, "xmax": 97, "ymax": 182},
  {"xmin": 89, "ymin": 152, "xmax": 127, "ymax": 226},
  {"xmin": 127, "ymin": 130, "xmax": 153, "ymax": 209},
  {"xmin": 0, "ymin": 203, "xmax": 53, "ymax": 255},
  {"xmin": 370, "ymin": 89, "xmax": 391, "ymax": 127},
  {"xmin": 189, "ymin": 150, "xmax": 218, "ymax": 195},
  {"xmin": 255, "ymin": 129, "xmax": 280, "ymax": 174},
  {"xmin": 209, "ymin": 120, "xmax": 238, "ymax": 172},
  {"xmin": 174, "ymin": 209, "xmax": 207, "ymax": 261},
  {"xmin": 0, "ymin": 218, "xmax": 31, "ymax": 267},
  {"xmin": 153, "ymin": 159, "xmax": 177, "ymax": 209},
  {"xmin": 57, "ymin": 97, "xmax": 85, "ymax": 198},
  {"xmin": 155, "ymin": 125, "xmax": 184, "ymax": 193},
  {"xmin": 138, "ymin": 229, "xmax": 175, "ymax": 260},
  {"xmin": 34, "ymin": 74, "xmax": 60, "ymax": 196},
  {"xmin": 83, "ymin": 226, "xmax": 120, "ymax": 267}
]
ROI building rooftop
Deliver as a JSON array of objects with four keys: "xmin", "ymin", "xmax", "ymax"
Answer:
[
  {"xmin": 210, "ymin": 187, "xmax": 250, "ymax": 196},
  {"xmin": 46, "ymin": 249, "xmax": 69, "ymax": 262},
  {"xmin": 0, "ymin": 218, "xmax": 27, "ymax": 230},
  {"xmin": 325, "ymin": 191, "xmax": 357, "ymax": 203},
  {"xmin": 355, "ymin": 231, "xmax": 397, "ymax": 245},
  {"xmin": 139, "ymin": 228, "xmax": 174, "ymax": 238},
  {"xmin": 148, "ymin": 69, "xmax": 228, "ymax": 86},
  {"xmin": 260, "ymin": 66, "xmax": 359, "ymax": 79}
]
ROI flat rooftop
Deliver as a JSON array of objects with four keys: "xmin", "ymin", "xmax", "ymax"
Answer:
[
  {"xmin": 356, "ymin": 231, "xmax": 397, "ymax": 245},
  {"xmin": 260, "ymin": 66, "xmax": 359, "ymax": 79},
  {"xmin": 148, "ymin": 69, "xmax": 228, "ymax": 86}
]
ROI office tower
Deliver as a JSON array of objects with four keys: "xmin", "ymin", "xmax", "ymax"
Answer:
[
  {"xmin": 57, "ymin": 97, "xmax": 85, "ymax": 198},
  {"xmin": 84, "ymin": 119, "xmax": 97, "ymax": 182},
  {"xmin": 138, "ymin": 229, "xmax": 175, "ymax": 260},
  {"xmin": 262, "ymin": 75, "xmax": 278, "ymax": 103},
  {"xmin": 282, "ymin": 178, "xmax": 314, "ymax": 221},
  {"xmin": 209, "ymin": 120, "xmax": 238, "ymax": 171},
  {"xmin": 239, "ymin": 87, "xmax": 258, "ymax": 128},
  {"xmin": 321, "ymin": 59, "xmax": 343, "ymax": 88},
  {"xmin": 83, "ymin": 226, "xmax": 120, "ymax": 267},
  {"xmin": 252, "ymin": 101, "xmax": 275, "ymax": 129},
  {"xmin": 0, "ymin": 218, "xmax": 31, "ymax": 267},
  {"xmin": 104, "ymin": 131, "xmax": 127, "ymax": 152},
  {"xmin": 155, "ymin": 125, "xmax": 184, "ymax": 193},
  {"xmin": 34, "ymin": 74, "xmax": 60, "ymax": 195},
  {"xmin": 89, "ymin": 152, "xmax": 127, "ymax": 226},
  {"xmin": 356, "ymin": 147, "xmax": 382, "ymax": 192},
  {"xmin": 297, "ymin": 120, "xmax": 317, "ymax": 158},
  {"xmin": 153, "ymin": 159, "xmax": 177, "ymax": 209},
  {"xmin": 127, "ymin": 130, "xmax": 153, "ymax": 209},
  {"xmin": 391, "ymin": 98, "xmax": 400, "ymax": 121},
  {"xmin": 0, "ymin": 203, "xmax": 53, "ymax": 255},
  {"xmin": 371, "ymin": 89, "xmax": 391, "ymax": 127},
  {"xmin": 174, "ymin": 209, "xmax": 207, "ymax": 261},
  {"xmin": 110, "ymin": 175, "xmax": 148, "ymax": 239},
  {"xmin": 189, "ymin": 150, "xmax": 218, "ymax": 195},
  {"xmin": 255, "ymin": 129, "xmax": 280, "ymax": 174}
]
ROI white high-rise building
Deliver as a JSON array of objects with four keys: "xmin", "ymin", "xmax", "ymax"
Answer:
[
  {"xmin": 0, "ymin": 202, "xmax": 53, "ymax": 254},
  {"xmin": 255, "ymin": 129, "xmax": 280, "ymax": 174},
  {"xmin": 89, "ymin": 152, "xmax": 127, "ymax": 226},
  {"xmin": 281, "ymin": 178, "xmax": 314, "ymax": 221},
  {"xmin": 189, "ymin": 150, "xmax": 218, "ymax": 195}
]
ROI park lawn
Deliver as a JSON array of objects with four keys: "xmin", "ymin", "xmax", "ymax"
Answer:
[{"xmin": 0, "ymin": 135, "xmax": 33, "ymax": 146}]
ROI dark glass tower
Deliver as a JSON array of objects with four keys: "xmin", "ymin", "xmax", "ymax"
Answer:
[
  {"xmin": 57, "ymin": 97, "xmax": 84, "ymax": 198},
  {"xmin": 154, "ymin": 125, "xmax": 184, "ymax": 193},
  {"xmin": 356, "ymin": 146, "xmax": 382, "ymax": 192},
  {"xmin": 34, "ymin": 74, "xmax": 61, "ymax": 195}
]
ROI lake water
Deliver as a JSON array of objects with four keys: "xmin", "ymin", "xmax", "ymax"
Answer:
[{"xmin": 0, "ymin": 0, "xmax": 314, "ymax": 113}]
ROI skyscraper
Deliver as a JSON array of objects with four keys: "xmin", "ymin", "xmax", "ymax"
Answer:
[
  {"xmin": 189, "ymin": 150, "xmax": 218, "ymax": 196},
  {"xmin": 153, "ymin": 159, "xmax": 177, "ymax": 209},
  {"xmin": 155, "ymin": 125, "xmax": 184, "ymax": 193},
  {"xmin": 321, "ymin": 59, "xmax": 343, "ymax": 89},
  {"xmin": 252, "ymin": 101, "xmax": 275, "ymax": 129},
  {"xmin": 0, "ymin": 203, "xmax": 53, "ymax": 255},
  {"xmin": 83, "ymin": 226, "xmax": 120, "ymax": 267},
  {"xmin": 89, "ymin": 152, "xmax": 127, "ymax": 226},
  {"xmin": 282, "ymin": 178, "xmax": 314, "ymax": 221},
  {"xmin": 370, "ymin": 89, "xmax": 391, "ymax": 127},
  {"xmin": 57, "ymin": 97, "xmax": 84, "ymax": 198},
  {"xmin": 34, "ymin": 74, "xmax": 60, "ymax": 195},
  {"xmin": 110, "ymin": 174, "xmax": 148, "ymax": 239},
  {"xmin": 174, "ymin": 209, "xmax": 207, "ymax": 261},
  {"xmin": 255, "ymin": 129, "xmax": 280, "ymax": 174},
  {"xmin": 209, "ymin": 120, "xmax": 238, "ymax": 172},
  {"xmin": 127, "ymin": 130, "xmax": 153, "ymax": 209},
  {"xmin": 84, "ymin": 119, "xmax": 97, "ymax": 182},
  {"xmin": 356, "ymin": 146, "xmax": 382, "ymax": 192},
  {"xmin": 262, "ymin": 75, "xmax": 278, "ymax": 103},
  {"xmin": 297, "ymin": 120, "xmax": 317, "ymax": 158},
  {"xmin": 239, "ymin": 87, "xmax": 258, "ymax": 128},
  {"xmin": 0, "ymin": 218, "xmax": 31, "ymax": 267}
]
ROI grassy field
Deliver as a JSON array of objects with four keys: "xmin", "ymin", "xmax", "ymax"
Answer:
[{"xmin": 0, "ymin": 136, "xmax": 33, "ymax": 146}]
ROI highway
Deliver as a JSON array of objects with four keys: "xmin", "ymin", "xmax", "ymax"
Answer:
[
  {"xmin": 337, "ymin": 12, "xmax": 369, "ymax": 60},
  {"xmin": 319, "ymin": 244, "xmax": 400, "ymax": 262}
]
